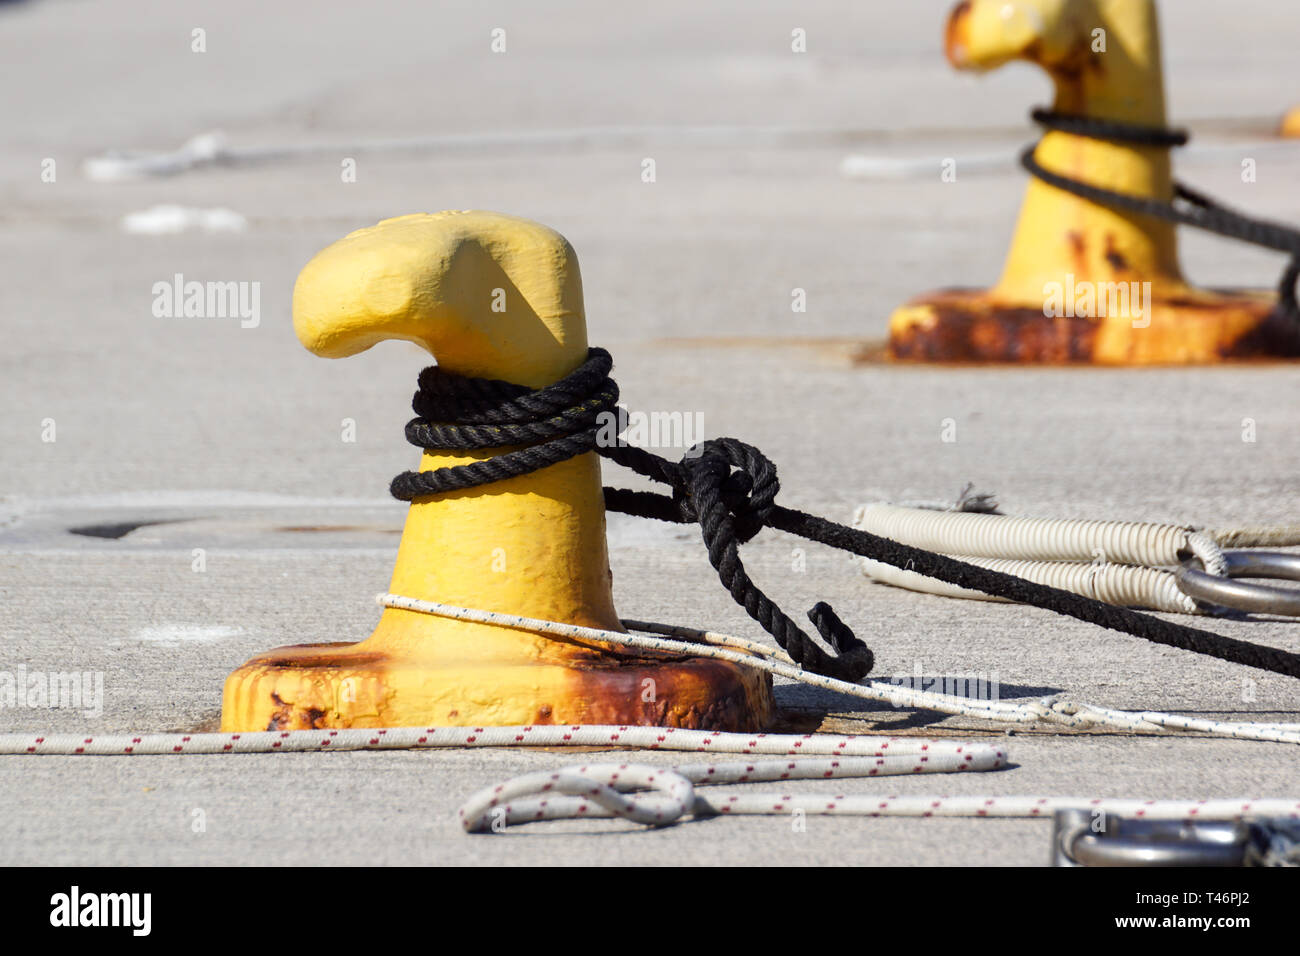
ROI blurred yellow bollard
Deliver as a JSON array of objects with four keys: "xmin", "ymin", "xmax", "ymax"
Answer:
[
  {"xmin": 221, "ymin": 211, "xmax": 772, "ymax": 732},
  {"xmin": 1281, "ymin": 106, "xmax": 1300, "ymax": 138},
  {"xmin": 889, "ymin": 0, "xmax": 1289, "ymax": 364}
]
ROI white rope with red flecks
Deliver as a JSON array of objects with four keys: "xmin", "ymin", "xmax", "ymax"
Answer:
[
  {"xmin": 3, "ymin": 596, "xmax": 1298, "ymax": 833},
  {"xmin": 458, "ymin": 762, "xmax": 1300, "ymax": 833},
  {"xmin": 378, "ymin": 595, "xmax": 1300, "ymax": 745},
  {"xmin": 0, "ymin": 725, "xmax": 969, "ymax": 757},
  {"xmin": 6, "ymin": 724, "xmax": 1294, "ymax": 832}
]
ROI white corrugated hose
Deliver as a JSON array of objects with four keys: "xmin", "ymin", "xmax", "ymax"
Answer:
[{"xmin": 853, "ymin": 499, "xmax": 1300, "ymax": 615}]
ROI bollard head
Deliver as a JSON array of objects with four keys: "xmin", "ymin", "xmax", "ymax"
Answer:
[
  {"xmin": 945, "ymin": 0, "xmax": 1088, "ymax": 72},
  {"xmin": 293, "ymin": 210, "xmax": 588, "ymax": 386},
  {"xmin": 942, "ymin": 0, "xmax": 1167, "ymax": 122}
]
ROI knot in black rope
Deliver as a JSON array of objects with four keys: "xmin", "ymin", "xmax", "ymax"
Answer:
[
  {"xmin": 680, "ymin": 438, "xmax": 778, "ymax": 543},
  {"xmin": 391, "ymin": 349, "xmax": 873, "ymax": 681},
  {"xmin": 1023, "ymin": 107, "xmax": 1300, "ymax": 341},
  {"xmin": 673, "ymin": 437, "xmax": 873, "ymax": 679},
  {"xmin": 386, "ymin": 347, "xmax": 1300, "ymax": 684}
]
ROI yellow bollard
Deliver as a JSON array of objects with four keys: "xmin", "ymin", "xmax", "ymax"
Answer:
[
  {"xmin": 889, "ymin": 0, "xmax": 1289, "ymax": 364},
  {"xmin": 221, "ymin": 211, "xmax": 773, "ymax": 732},
  {"xmin": 1281, "ymin": 106, "xmax": 1300, "ymax": 138}
]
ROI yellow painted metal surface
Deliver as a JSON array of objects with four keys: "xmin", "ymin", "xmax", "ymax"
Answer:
[
  {"xmin": 889, "ymin": 0, "xmax": 1287, "ymax": 364},
  {"xmin": 222, "ymin": 211, "xmax": 772, "ymax": 732},
  {"xmin": 1282, "ymin": 106, "xmax": 1300, "ymax": 138}
]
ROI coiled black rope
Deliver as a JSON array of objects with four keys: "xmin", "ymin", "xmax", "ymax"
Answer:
[
  {"xmin": 391, "ymin": 347, "xmax": 1300, "ymax": 683},
  {"xmin": 1022, "ymin": 108, "xmax": 1300, "ymax": 332}
]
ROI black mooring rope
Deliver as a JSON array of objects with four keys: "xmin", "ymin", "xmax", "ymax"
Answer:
[
  {"xmin": 1022, "ymin": 108, "xmax": 1300, "ymax": 333},
  {"xmin": 390, "ymin": 347, "xmax": 1300, "ymax": 683}
]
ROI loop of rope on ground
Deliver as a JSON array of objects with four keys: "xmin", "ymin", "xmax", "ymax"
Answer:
[
  {"xmin": 383, "ymin": 600, "xmax": 1299, "ymax": 832},
  {"xmin": 4, "ymin": 599, "xmax": 1295, "ymax": 836},
  {"xmin": 390, "ymin": 348, "xmax": 1300, "ymax": 681},
  {"xmin": 459, "ymin": 764, "xmax": 1300, "ymax": 833},
  {"xmin": 16, "ymin": 712, "xmax": 1295, "ymax": 833}
]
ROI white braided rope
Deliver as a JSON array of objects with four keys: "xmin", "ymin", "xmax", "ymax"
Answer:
[
  {"xmin": 6, "ymin": 596, "xmax": 1283, "ymax": 755},
  {"xmin": 1211, "ymin": 525, "xmax": 1300, "ymax": 549},
  {"xmin": 377, "ymin": 595, "xmax": 1300, "ymax": 745},
  {"xmin": 4, "ymin": 597, "xmax": 1296, "ymax": 833},
  {"xmin": 0, "ymin": 724, "xmax": 965, "ymax": 756},
  {"xmin": 460, "ymin": 759, "xmax": 1300, "ymax": 831}
]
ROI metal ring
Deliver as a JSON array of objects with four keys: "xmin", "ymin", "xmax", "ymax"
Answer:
[
  {"xmin": 1053, "ymin": 810, "xmax": 1250, "ymax": 867},
  {"xmin": 1070, "ymin": 829, "xmax": 1248, "ymax": 867},
  {"xmin": 1176, "ymin": 551, "xmax": 1300, "ymax": 616}
]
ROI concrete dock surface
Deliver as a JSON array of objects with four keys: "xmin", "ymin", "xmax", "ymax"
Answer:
[{"xmin": 1, "ymin": 0, "xmax": 1298, "ymax": 865}]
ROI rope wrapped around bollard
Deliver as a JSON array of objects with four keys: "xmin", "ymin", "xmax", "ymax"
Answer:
[
  {"xmin": 1021, "ymin": 108, "xmax": 1300, "ymax": 337},
  {"xmin": 390, "ymin": 347, "xmax": 1300, "ymax": 682}
]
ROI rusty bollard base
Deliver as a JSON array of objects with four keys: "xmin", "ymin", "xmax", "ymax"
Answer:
[
  {"xmin": 221, "ymin": 620, "xmax": 774, "ymax": 733},
  {"xmin": 887, "ymin": 288, "xmax": 1292, "ymax": 364}
]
